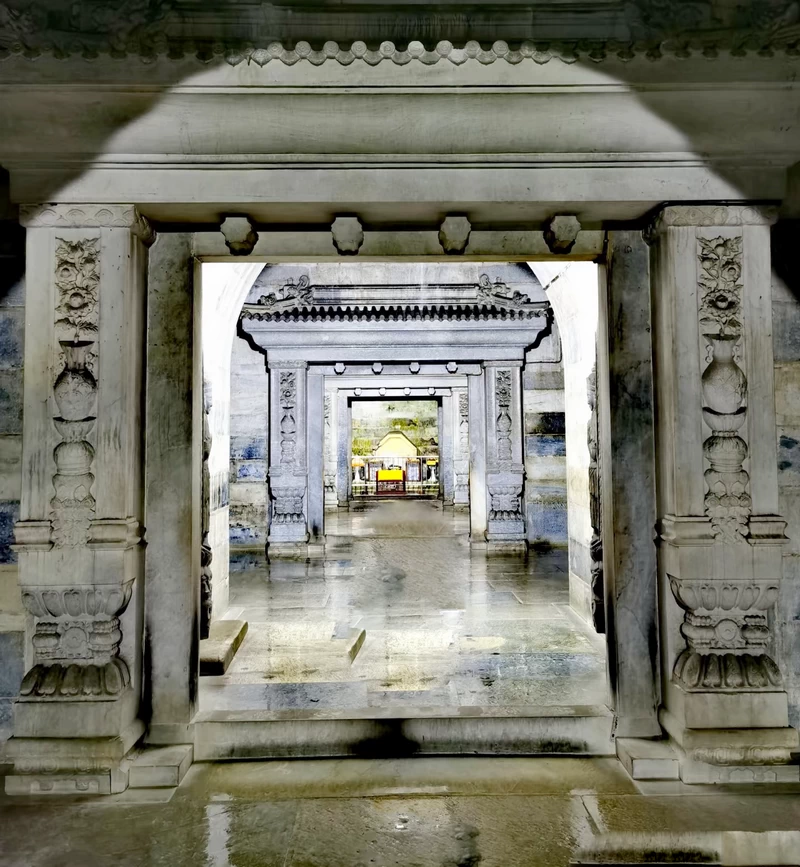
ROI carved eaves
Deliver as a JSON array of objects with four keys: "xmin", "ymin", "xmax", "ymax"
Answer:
[
  {"xmin": 240, "ymin": 274, "xmax": 550, "ymax": 323},
  {"xmin": 1, "ymin": 1, "xmax": 799, "ymax": 63}
]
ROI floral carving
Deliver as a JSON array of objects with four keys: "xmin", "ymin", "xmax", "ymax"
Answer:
[
  {"xmin": 495, "ymin": 370, "xmax": 513, "ymax": 462},
  {"xmin": 698, "ymin": 235, "xmax": 750, "ymax": 543},
  {"xmin": 271, "ymin": 486, "xmax": 306, "ymax": 524},
  {"xmin": 279, "ymin": 371, "xmax": 297, "ymax": 466},
  {"xmin": 458, "ymin": 392, "xmax": 469, "ymax": 454},
  {"xmin": 489, "ymin": 485, "xmax": 523, "ymax": 522},
  {"xmin": 55, "ymin": 238, "xmax": 99, "ymax": 337},
  {"xmin": 18, "ymin": 580, "xmax": 133, "ymax": 701},
  {"xmin": 51, "ymin": 339, "xmax": 98, "ymax": 547},
  {"xmin": 664, "ymin": 228, "xmax": 782, "ymax": 694},
  {"xmin": 699, "ymin": 236, "xmax": 743, "ymax": 336}
]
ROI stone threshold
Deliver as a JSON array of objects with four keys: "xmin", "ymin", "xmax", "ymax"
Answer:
[{"xmin": 193, "ymin": 704, "xmax": 614, "ymax": 760}]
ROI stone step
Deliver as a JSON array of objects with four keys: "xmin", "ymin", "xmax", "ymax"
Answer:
[
  {"xmin": 200, "ymin": 619, "xmax": 248, "ymax": 676},
  {"xmin": 193, "ymin": 705, "xmax": 614, "ymax": 760},
  {"xmin": 615, "ymin": 737, "xmax": 680, "ymax": 781},
  {"xmin": 572, "ymin": 830, "xmax": 800, "ymax": 866},
  {"xmin": 128, "ymin": 744, "xmax": 194, "ymax": 789}
]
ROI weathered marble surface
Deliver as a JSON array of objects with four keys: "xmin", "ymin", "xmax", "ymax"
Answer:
[
  {"xmin": 201, "ymin": 501, "xmax": 607, "ymax": 715},
  {"xmin": 2, "ymin": 757, "xmax": 800, "ymax": 866}
]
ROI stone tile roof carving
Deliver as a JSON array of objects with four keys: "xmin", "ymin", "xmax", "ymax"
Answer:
[
  {"xmin": 1, "ymin": 1, "xmax": 799, "ymax": 63},
  {"xmin": 240, "ymin": 274, "xmax": 549, "ymax": 322}
]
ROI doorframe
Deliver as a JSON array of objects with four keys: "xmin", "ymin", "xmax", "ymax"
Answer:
[{"xmin": 143, "ymin": 227, "xmax": 661, "ymax": 745}]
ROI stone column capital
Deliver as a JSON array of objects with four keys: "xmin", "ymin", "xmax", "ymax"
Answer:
[
  {"xmin": 482, "ymin": 359, "xmax": 524, "ymax": 369},
  {"xmin": 19, "ymin": 203, "xmax": 155, "ymax": 246},
  {"xmin": 645, "ymin": 203, "xmax": 777, "ymax": 242},
  {"xmin": 268, "ymin": 359, "xmax": 308, "ymax": 371}
]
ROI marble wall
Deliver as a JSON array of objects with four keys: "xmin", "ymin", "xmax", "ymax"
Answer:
[
  {"xmin": 228, "ymin": 335, "xmax": 269, "ymax": 549},
  {"xmin": 0, "ymin": 174, "xmax": 24, "ymax": 743},
  {"xmin": 773, "ymin": 221, "xmax": 800, "ymax": 729},
  {"xmin": 536, "ymin": 263, "xmax": 600, "ymax": 625},
  {"xmin": 524, "ymin": 326, "xmax": 568, "ymax": 549}
]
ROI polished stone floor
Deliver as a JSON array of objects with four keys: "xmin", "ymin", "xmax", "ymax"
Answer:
[
  {"xmin": 2, "ymin": 757, "xmax": 800, "ymax": 866},
  {"xmin": 201, "ymin": 501, "xmax": 607, "ymax": 715}
]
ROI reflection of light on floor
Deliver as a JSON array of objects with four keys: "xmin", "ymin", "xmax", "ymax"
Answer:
[
  {"xmin": 205, "ymin": 802, "xmax": 232, "ymax": 867},
  {"xmin": 204, "ymin": 501, "xmax": 607, "ymax": 714}
]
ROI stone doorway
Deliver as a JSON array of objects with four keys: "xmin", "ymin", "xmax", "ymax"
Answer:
[{"xmin": 195, "ymin": 258, "xmax": 611, "ymax": 753}]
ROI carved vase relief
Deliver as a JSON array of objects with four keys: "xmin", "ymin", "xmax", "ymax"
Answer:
[
  {"xmin": 669, "ymin": 233, "xmax": 780, "ymax": 692},
  {"xmin": 279, "ymin": 371, "xmax": 297, "ymax": 465},
  {"xmin": 323, "ymin": 392, "xmax": 336, "ymax": 498},
  {"xmin": 51, "ymin": 239, "xmax": 99, "ymax": 548},
  {"xmin": 495, "ymin": 369, "xmax": 513, "ymax": 462},
  {"xmin": 698, "ymin": 235, "xmax": 750, "ymax": 542},
  {"xmin": 455, "ymin": 391, "xmax": 470, "ymax": 499},
  {"xmin": 18, "ymin": 235, "xmax": 135, "ymax": 701}
]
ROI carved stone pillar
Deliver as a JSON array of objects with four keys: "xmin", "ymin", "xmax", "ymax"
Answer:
[
  {"xmin": 323, "ymin": 388, "xmax": 338, "ymax": 508},
  {"xmin": 440, "ymin": 394, "xmax": 455, "ymax": 506},
  {"xmin": 8, "ymin": 205, "xmax": 153, "ymax": 794},
  {"xmin": 467, "ymin": 371, "xmax": 487, "ymax": 543},
  {"xmin": 306, "ymin": 371, "xmax": 325, "ymax": 544},
  {"xmin": 336, "ymin": 390, "xmax": 351, "ymax": 508},
  {"xmin": 484, "ymin": 362, "xmax": 526, "ymax": 552},
  {"xmin": 648, "ymin": 205, "xmax": 798, "ymax": 782},
  {"xmin": 452, "ymin": 387, "xmax": 470, "ymax": 509},
  {"xmin": 267, "ymin": 361, "xmax": 309, "ymax": 552}
]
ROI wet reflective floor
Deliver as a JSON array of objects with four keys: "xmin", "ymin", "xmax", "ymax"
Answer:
[
  {"xmin": 2, "ymin": 758, "xmax": 800, "ymax": 866},
  {"xmin": 201, "ymin": 501, "xmax": 607, "ymax": 714}
]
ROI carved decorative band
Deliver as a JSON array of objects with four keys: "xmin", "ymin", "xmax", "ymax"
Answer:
[
  {"xmin": 646, "ymin": 205, "xmax": 777, "ymax": 240},
  {"xmin": 20, "ymin": 204, "xmax": 155, "ymax": 245},
  {"xmin": 5, "ymin": 41, "xmax": 800, "ymax": 67}
]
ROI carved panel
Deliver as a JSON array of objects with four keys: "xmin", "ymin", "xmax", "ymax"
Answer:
[
  {"xmin": 666, "ymin": 230, "xmax": 782, "ymax": 692},
  {"xmin": 495, "ymin": 369, "xmax": 513, "ymax": 462},
  {"xmin": 272, "ymin": 486, "xmax": 306, "ymax": 524},
  {"xmin": 698, "ymin": 235, "xmax": 750, "ymax": 543},
  {"xmin": 19, "ymin": 581, "xmax": 134, "ymax": 701},
  {"xmin": 488, "ymin": 485, "xmax": 523, "ymax": 522},
  {"xmin": 279, "ymin": 371, "xmax": 297, "ymax": 466},
  {"xmin": 51, "ymin": 239, "xmax": 100, "ymax": 549},
  {"xmin": 458, "ymin": 391, "xmax": 469, "ymax": 454}
]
